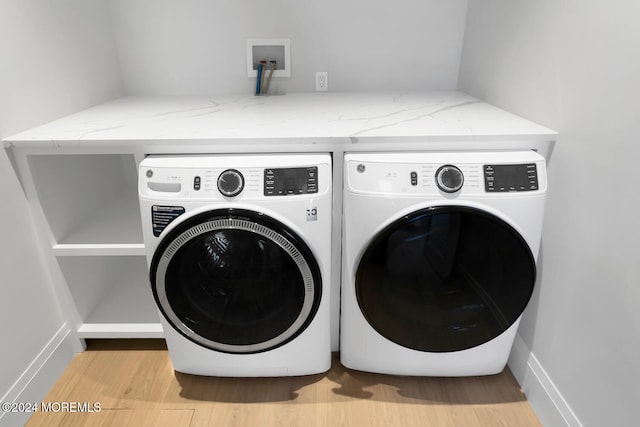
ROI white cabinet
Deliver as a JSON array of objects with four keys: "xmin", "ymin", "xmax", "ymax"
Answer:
[{"xmin": 19, "ymin": 152, "xmax": 162, "ymax": 339}]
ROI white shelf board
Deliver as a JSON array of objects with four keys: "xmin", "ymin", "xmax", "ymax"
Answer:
[
  {"xmin": 53, "ymin": 243, "xmax": 145, "ymax": 257},
  {"xmin": 77, "ymin": 323, "xmax": 163, "ymax": 339},
  {"xmin": 58, "ymin": 189, "xmax": 144, "ymax": 247}
]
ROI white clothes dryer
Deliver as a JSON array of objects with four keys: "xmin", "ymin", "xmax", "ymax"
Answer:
[
  {"xmin": 340, "ymin": 151, "xmax": 547, "ymax": 376},
  {"xmin": 139, "ymin": 154, "xmax": 332, "ymax": 376}
]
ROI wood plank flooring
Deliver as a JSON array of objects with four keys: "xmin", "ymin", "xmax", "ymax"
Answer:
[{"xmin": 27, "ymin": 340, "xmax": 541, "ymax": 427}]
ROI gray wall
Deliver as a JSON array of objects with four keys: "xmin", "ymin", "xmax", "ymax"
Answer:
[
  {"xmin": 0, "ymin": 0, "xmax": 122, "ymax": 418},
  {"xmin": 459, "ymin": 1, "xmax": 640, "ymax": 426},
  {"xmin": 110, "ymin": 0, "xmax": 469, "ymax": 95}
]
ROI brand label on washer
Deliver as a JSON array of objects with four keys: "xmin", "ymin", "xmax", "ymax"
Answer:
[
  {"xmin": 306, "ymin": 206, "xmax": 318, "ymax": 222},
  {"xmin": 151, "ymin": 205, "xmax": 185, "ymax": 237}
]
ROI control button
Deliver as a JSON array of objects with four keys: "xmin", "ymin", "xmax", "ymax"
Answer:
[
  {"xmin": 217, "ymin": 169, "xmax": 244, "ymax": 197},
  {"xmin": 410, "ymin": 171, "xmax": 418, "ymax": 186},
  {"xmin": 435, "ymin": 165, "xmax": 464, "ymax": 193},
  {"xmin": 193, "ymin": 176, "xmax": 201, "ymax": 191}
]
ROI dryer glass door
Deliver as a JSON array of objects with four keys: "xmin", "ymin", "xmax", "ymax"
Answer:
[
  {"xmin": 151, "ymin": 209, "xmax": 321, "ymax": 354},
  {"xmin": 356, "ymin": 206, "xmax": 535, "ymax": 352}
]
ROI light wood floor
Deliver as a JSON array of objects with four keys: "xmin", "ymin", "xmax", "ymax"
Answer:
[{"xmin": 27, "ymin": 340, "xmax": 541, "ymax": 427}]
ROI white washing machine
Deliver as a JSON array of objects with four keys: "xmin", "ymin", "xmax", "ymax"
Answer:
[
  {"xmin": 139, "ymin": 153, "xmax": 332, "ymax": 376},
  {"xmin": 340, "ymin": 151, "xmax": 547, "ymax": 376}
]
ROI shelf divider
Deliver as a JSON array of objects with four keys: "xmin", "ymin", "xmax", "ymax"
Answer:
[
  {"xmin": 53, "ymin": 243, "xmax": 145, "ymax": 257},
  {"xmin": 78, "ymin": 323, "xmax": 163, "ymax": 339}
]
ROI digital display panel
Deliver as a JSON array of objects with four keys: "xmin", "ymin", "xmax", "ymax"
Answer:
[
  {"xmin": 264, "ymin": 167, "xmax": 318, "ymax": 196},
  {"xmin": 484, "ymin": 164, "xmax": 538, "ymax": 192}
]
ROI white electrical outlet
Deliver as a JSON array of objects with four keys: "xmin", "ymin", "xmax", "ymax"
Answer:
[{"xmin": 315, "ymin": 72, "xmax": 328, "ymax": 91}]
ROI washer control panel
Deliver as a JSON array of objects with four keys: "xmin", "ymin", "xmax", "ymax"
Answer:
[
  {"xmin": 140, "ymin": 154, "xmax": 330, "ymax": 203},
  {"xmin": 484, "ymin": 164, "xmax": 539, "ymax": 192},
  {"xmin": 264, "ymin": 167, "xmax": 318, "ymax": 196}
]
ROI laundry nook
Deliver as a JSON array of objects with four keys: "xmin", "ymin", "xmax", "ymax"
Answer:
[
  {"xmin": 3, "ymin": 92, "xmax": 555, "ymax": 425},
  {"xmin": 1, "ymin": 2, "xmax": 638, "ymax": 427}
]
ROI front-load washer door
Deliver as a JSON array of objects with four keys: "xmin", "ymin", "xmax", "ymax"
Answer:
[
  {"xmin": 150, "ymin": 208, "xmax": 322, "ymax": 354},
  {"xmin": 356, "ymin": 206, "xmax": 535, "ymax": 353}
]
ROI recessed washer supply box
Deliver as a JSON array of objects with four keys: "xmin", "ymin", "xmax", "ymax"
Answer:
[{"xmin": 247, "ymin": 38, "xmax": 291, "ymax": 77}]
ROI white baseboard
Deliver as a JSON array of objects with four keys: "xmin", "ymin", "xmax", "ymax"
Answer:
[
  {"xmin": 0, "ymin": 324, "xmax": 76, "ymax": 427},
  {"xmin": 509, "ymin": 334, "xmax": 583, "ymax": 427}
]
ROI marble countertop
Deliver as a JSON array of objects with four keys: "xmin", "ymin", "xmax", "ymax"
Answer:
[{"xmin": 3, "ymin": 92, "xmax": 555, "ymax": 147}]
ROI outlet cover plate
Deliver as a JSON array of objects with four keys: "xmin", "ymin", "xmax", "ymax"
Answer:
[{"xmin": 316, "ymin": 72, "xmax": 328, "ymax": 91}]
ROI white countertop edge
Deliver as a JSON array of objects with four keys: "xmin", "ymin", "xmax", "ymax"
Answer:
[{"xmin": 2, "ymin": 92, "xmax": 557, "ymax": 146}]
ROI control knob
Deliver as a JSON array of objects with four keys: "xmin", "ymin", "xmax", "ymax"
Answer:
[
  {"xmin": 217, "ymin": 169, "xmax": 244, "ymax": 197},
  {"xmin": 435, "ymin": 165, "xmax": 464, "ymax": 193}
]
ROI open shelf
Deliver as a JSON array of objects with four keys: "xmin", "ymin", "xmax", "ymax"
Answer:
[
  {"xmin": 27, "ymin": 153, "xmax": 158, "ymax": 340},
  {"xmin": 28, "ymin": 153, "xmax": 143, "ymax": 249},
  {"xmin": 53, "ymin": 190, "xmax": 146, "ymax": 256},
  {"xmin": 57, "ymin": 256, "xmax": 163, "ymax": 339}
]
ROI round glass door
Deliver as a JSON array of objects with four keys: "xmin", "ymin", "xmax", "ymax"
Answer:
[
  {"xmin": 151, "ymin": 209, "xmax": 321, "ymax": 354},
  {"xmin": 356, "ymin": 206, "xmax": 535, "ymax": 352}
]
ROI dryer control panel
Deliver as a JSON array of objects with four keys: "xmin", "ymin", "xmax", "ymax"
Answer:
[{"xmin": 345, "ymin": 151, "xmax": 547, "ymax": 196}]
